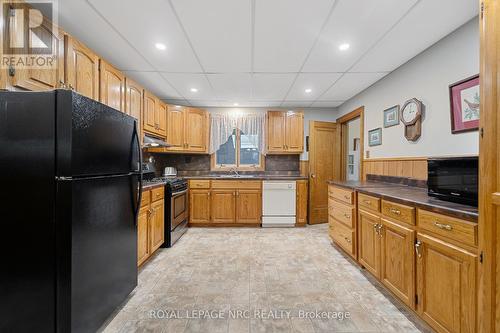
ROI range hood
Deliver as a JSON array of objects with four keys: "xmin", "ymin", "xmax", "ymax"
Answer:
[{"xmin": 143, "ymin": 134, "xmax": 172, "ymax": 148}]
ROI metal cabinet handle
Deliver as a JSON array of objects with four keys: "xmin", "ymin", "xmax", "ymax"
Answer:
[
  {"xmin": 390, "ymin": 208, "xmax": 401, "ymax": 215},
  {"xmin": 377, "ymin": 224, "xmax": 383, "ymax": 238},
  {"xmin": 344, "ymin": 237, "xmax": 351, "ymax": 244},
  {"xmin": 373, "ymin": 223, "xmax": 380, "ymax": 235},
  {"xmin": 415, "ymin": 240, "xmax": 422, "ymax": 258},
  {"xmin": 68, "ymin": 84, "xmax": 75, "ymax": 91},
  {"xmin": 310, "ymin": 174, "xmax": 316, "ymax": 179},
  {"xmin": 59, "ymin": 80, "xmax": 67, "ymax": 88},
  {"xmin": 343, "ymin": 213, "xmax": 350, "ymax": 219},
  {"xmin": 344, "ymin": 195, "xmax": 350, "ymax": 200},
  {"xmin": 434, "ymin": 222, "xmax": 453, "ymax": 231}
]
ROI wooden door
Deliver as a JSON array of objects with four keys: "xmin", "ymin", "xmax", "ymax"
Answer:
[
  {"xmin": 380, "ymin": 218, "xmax": 415, "ymax": 308},
  {"xmin": 189, "ymin": 190, "xmax": 211, "ymax": 224},
  {"xmin": 478, "ymin": 1, "xmax": 499, "ymax": 331},
  {"xmin": 285, "ymin": 111, "xmax": 304, "ymax": 152},
  {"xmin": 416, "ymin": 233, "xmax": 477, "ymax": 333},
  {"xmin": 150, "ymin": 199, "xmax": 164, "ymax": 252},
  {"xmin": 125, "ymin": 78, "xmax": 143, "ymax": 144},
  {"xmin": 236, "ymin": 189, "xmax": 261, "ymax": 224},
  {"xmin": 143, "ymin": 91, "xmax": 157, "ymax": 134},
  {"xmin": 137, "ymin": 207, "xmax": 150, "ymax": 266},
  {"xmin": 167, "ymin": 106, "xmax": 186, "ymax": 151},
  {"xmin": 10, "ymin": 18, "xmax": 65, "ymax": 91},
  {"xmin": 65, "ymin": 35, "xmax": 99, "ymax": 99},
  {"xmin": 99, "ymin": 60, "xmax": 125, "ymax": 112},
  {"xmin": 358, "ymin": 210, "xmax": 381, "ymax": 278},
  {"xmin": 267, "ymin": 111, "xmax": 286, "ymax": 152},
  {"xmin": 156, "ymin": 101, "xmax": 167, "ymax": 138},
  {"xmin": 296, "ymin": 180, "xmax": 308, "ymax": 225},
  {"xmin": 308, "ymin": 121, "xmax": 336, "ymax": 224},
  {"xmin": 185, "ymin": 108, "xmax": 208, "ymax": 152},
  {"xmin": 211, "ymin": 190, "xmax": 236, "ymax": 223}
]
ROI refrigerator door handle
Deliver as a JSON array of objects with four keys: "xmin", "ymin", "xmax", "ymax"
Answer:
[
  {"xmin": 131, "ymin": 121, "xmax": 142, "ymax": 173},
  {"xmin": 131, "ymin": 121, "xmax": 142, "ymax": 226}
]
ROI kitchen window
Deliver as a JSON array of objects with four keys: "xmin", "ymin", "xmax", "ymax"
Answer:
[{"xmin": 212, "ymin": 129, "xmax": 263, "ymax": 170}]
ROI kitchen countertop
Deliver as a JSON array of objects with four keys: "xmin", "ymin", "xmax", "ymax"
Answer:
[
  {"xmin": 328, "ymin": 180, "xmax": 478, "ymax": 222},
  {"xmin": 183, "ymin": 175, "xmax": 309, "ymax": 180},
  {"xmin": 141, "ymin": 181, "xmax": 167, "ymax": 190}
]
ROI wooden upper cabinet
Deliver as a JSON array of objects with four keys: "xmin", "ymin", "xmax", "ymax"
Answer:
[
  {"xmin": 285, "ymin": 111, "xmax": 304, "ymax": 152},
  {"xmin": 267, "ymin": 110, "xmax": 304, "ymax": 154},
  {"xmin": 99, "ymin": 60, "xmax": 125, "ymax": 112},
  {"xmin": 416, "ymin": 233, "xmax": 477, "ymax": 333},
  {"xmin": 156, "ymin": 101, "xmax": 167, "ymax": 137},
  {"xmin": 65, "ymin": 35, "xmax": 99, "ymax": 100},
  {"xmin": 167, "ymin": 106, "xmax": 186, "ymax": 151},
  {"xmin": 143, "ymin": 91, "xmax": 158, "ymax": 135},
  {"xmin": 185, "ymin": 108, "xmax": 208, "ymax": 152},
  {"xmin": 125, "ymin": 78, "xmax": 143, "ymax": 144}
]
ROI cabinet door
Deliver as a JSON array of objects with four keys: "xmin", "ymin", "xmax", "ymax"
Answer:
[
  {"xmin": 125, "ymin": 78, "xmax": 143, "ymax": 144},
  {"xmin": 416, "ymin": 233, "xmax": 477, "ymax": 333},
  {"xmin": 236, "ymin": 189, "xmax": 261, "ymax": 224},
  {"xmin": 380, "ymin": 218, "xmax": 415, "ymax": 308},
  {"xmin": 185, "ymin": 108, "xmax": 208, "ymax": 152},
  {"xmin": 99, "ymin": 60, "xmax": 125, "ymax": 112},
  {"xmin": 143, "ymin": 91, "xmax": 157, "ymax": 134},
  {"xmin": 156, "ymin": 101, "xmax": 167, "ymax": 138},
  {"xmin": 137, "ymin": 207, "xmax": 150, "ymax": 266},
  {"xmin": 65, "ymin": 35, "xmax": 99, "ymax": 99},
  {"xmin": 285, "ymin": 112, "xmax": 304, "ymax": 152},
  {"xmin": 296, "ymin": 180, "xmax": 308, "ymax": 225},
  {"xmin": 211, "ymin": 190, "xmax": 236, "ymax": 223},
  {"xmin": 267, "ymin": 111, "xmax": 286, "ymax": 152},
  {"xmin": 10, "ymin": 19, "xmax": 65, "ymax": 91},
  {"xmin": 190, "ymin": 189, "xmax": 211, "ymax": 224},
  {"xmin": 358, "ymin": 210, "xmax": 381, "ymax": 278},
  {"xmin": 167, "ymin": 106, "xmax": 186, "ymax": 151},
  {"xmin": 150, "ymin": 199, "xmax": 164, "ymax": 252}
]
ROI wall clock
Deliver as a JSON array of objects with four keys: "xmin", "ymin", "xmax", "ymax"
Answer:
[{"xmin": 400, "ymin": 98, "xmax": 423, "ymax": 141}]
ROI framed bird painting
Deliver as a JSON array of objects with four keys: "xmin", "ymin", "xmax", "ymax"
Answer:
[{"xmin": 449, "ymin": 74, "xmax": 480, "ymax": 134}]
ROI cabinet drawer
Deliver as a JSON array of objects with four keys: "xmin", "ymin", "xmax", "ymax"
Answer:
[
  {"xmin": 358, "ymin": 193, "xmax": 380, "ymax": 213},
  {"xmin": 151, "ymin": 187, "xmax": 164, "ymax": 202},
  {"xmin": 417, "ymin": 209, "xmax": 477, "ymax": 247},
  {"xmin": 328, "ymin": 186, "xmax": 354, "ymax": 205},
  {"xmin": 329, "ymin": 198, "xmax": 355, "ymax": 228},
  {"xmin": 190, "ymin": 180, "xmax": 210, "ymax": 189},
  {"xmin": 211, "ymin": 180, "xmax": 239, "ymax": 189},
  {"xmin": 141, "ymin": 190, "xmax": 151, "ymax": 207},
  {"xmin": 237, "ymin": 180, "xmax": 261, "ymax": 189},
  {"xmin": 329, "ymin": 221, "xmax": 355, "ymax": 257},
  {"xmin": 382, "ymin": 200, "xmax": 415, "ymax": 225}
]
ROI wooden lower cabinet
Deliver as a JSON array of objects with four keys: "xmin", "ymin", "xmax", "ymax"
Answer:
[
  {"xmin": 211, "ymin": 189, "xmax": 237, "ymax": 223},
  {"xmin": 236, "ymin": 189, "xmax": 261, "ymax": 224},
  {"xmin": 380, "ymin": 218, "xmax": 416, "ymax": 308},
  {"xmin": 137, "ymin": 208, "xmax": 150, "ymax": 266},
  {"xmin": 137, "ymin": 188, "xmax": 165, "ymax": 266},
  {"xmin": 296, "ymin": 180, "xmax": 308, "ymax": 225},
  {"xmin": 150, "ymin": 199, "xmax": 165, "ymax": 252},
  {"xmin": 416, "ymin": 233, "xmax": 477, "ymax": 333},
  {"xmin": 189, "ymin": 189, "xmax": 211, "ymax": 223},
  {"xmin": 358, "ymin": 209, "xmax": 381, "ymax": 278}
]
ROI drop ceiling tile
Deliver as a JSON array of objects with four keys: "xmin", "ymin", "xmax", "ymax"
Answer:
[
  {"xmin": 352, "ymin": 0, "xmax": 478, "ymax": 72},
  {"xmin": 319, "ymin": 72, "xmax": 388, "ymax": 101},
  {"xmin": 251, "ymin": 74, "xmax": 296, "ymax": 100},
  {"xmin": 88, "ymin": 0, "xmax": 202, "ymax": 72},
  {"xmin": 124, "ymin": 71, "xmax": 182, "ymax": 99},
  {"xmin": 171, "ymin": 0, "xmax": 251, "ymax": 72},
  {"xmin": 281, "ymin": 101, "xmax": 314, "ymax": 108},
  {"xmin": 162, "ymin": 73, "xmax": 215, "ymax": 100},
  {"xmin": 303, "ymin": 0, "xmax": 417, "ymax": 72},
  {"xmin": 162, "ymin": 99, "xmax": 190, "ymax": 107},
  {"xmin": 253, "ymin": 0, "xmax": 334, "ymax": 72},
  {"xmin": 246, "ymin": 101, "xmax": 284, "ymax": 107},
  {"xmin": 286, "ymin": 73, "xmax": 342, "ymax": 100},
  {"xmin": 311, "ymin": 100, "xmax": 344, "ymax": 108},
  {"xmin": 189, "ymin": 100, "xmax": 221, "ymax": 107},
  {"xmin": 206, "ymin": 73, "xmax": 252, "ymax": 101}
]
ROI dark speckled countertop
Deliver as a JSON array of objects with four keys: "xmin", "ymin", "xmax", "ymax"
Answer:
[
  {"xmin": 142, "ymin": 181, "xmax": 167, "ymax": 191},
  {"xmin": 328, "ymin": 180, "xmax": 478, "ymax": 222}
]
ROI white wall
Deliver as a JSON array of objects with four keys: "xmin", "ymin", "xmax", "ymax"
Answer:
[
  {"xmin": 205, "ymin": 107, "xmax": 339, "ymax": 160},
  {"xmin": 337, "ymin": 18, "xmax": 479, "ymax": 159}
]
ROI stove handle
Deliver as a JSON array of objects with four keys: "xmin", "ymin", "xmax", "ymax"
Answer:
[{"xmin": 172, "ymin": 189, "xmax": 188, "ymax": 196}]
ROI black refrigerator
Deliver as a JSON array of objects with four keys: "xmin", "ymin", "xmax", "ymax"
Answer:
[{"xmin": 0, "ymin": 90, "xmax": 142, "ymax": 333}]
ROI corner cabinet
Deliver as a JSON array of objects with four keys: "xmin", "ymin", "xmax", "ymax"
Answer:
[
  {"xmin": 267, "ymin": 111, "xmax": 304, "ymax": 154},
  {"xmin": 166, "ymin": 106, "xmax": 209, "ymax": 153}
]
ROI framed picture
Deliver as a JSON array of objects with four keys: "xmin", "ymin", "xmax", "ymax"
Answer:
[
  {"xmin": 368, "ymin": 128, "xmax": 382, "ymax": 146},
  {"xmin": 383, "ymin": 105, "xmax": 400, "ymax": 127},
  {"xmin": 449, "ymin": 74, "xmax": 480, "ymax": 133}
]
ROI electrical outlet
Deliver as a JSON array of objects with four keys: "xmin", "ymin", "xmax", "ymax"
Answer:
[{"xmin": 365, "ymin": 150, "xmax": 370, "ymax": 159}]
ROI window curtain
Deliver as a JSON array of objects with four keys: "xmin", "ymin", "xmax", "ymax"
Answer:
[{"xmin": 209, "ymin": 113, "xmax": 266, "ymax": 155}]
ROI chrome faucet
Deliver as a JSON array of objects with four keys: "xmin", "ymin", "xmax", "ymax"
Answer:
[{"xmin": 229, "ymin": 167, "xmax": 240, "ymax": 177}]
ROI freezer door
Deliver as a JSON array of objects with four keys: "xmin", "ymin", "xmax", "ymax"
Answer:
[
  {"xmin": 56, "ymin": 90, "xmax": 141, "ymax": 178},
  {"xmin": 56, "ymin": 174, "xmax": 139, "ymax": 333}
]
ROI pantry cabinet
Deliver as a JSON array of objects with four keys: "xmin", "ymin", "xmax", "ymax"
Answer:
[
  {"xmin": 166, "ymin": 106, "xmax": 209, "ymax": 153},
  {"xmin": 137, "ymin": 187, "xmax": 165, "ymax": 266},
  {"xmin": 267, "ymin": 111, "xmax": 304, "ymax": 154},
  {"xmin": 99, "ymin": 60, "xmax": 125, "ymax": 112},
  {"xmin": 65, "ymin": 35, "xmax": 99, "ymax": 100}
]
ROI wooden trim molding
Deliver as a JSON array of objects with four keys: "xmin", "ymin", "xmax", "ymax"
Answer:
[
  {"xmin": 362, "ymin": 157, "xmax": 428, "ymax": 181},
  {"xmin": 337, "ymin": 106, "xmax": 364, "ymax": 181}
]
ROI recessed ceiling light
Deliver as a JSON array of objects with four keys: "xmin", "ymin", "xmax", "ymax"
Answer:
[
  {"xmin": 190, "ymin": 88, "xmax": 198, "ymax": 93},
  {"xmin": 233, "ymin": 103, "xmax": 239, "ymax": 106},
  {"xmin": 305, "ymin": 88, "xmax": 312, "ymax": 94},
  {"xmin": 175, "ymin": 105, "xmax": 181, "ymax": 108},
  {"xmin": 155, "ymin": 43, "xmax": 166, "ymax": 50},
  {"xmin": 339, "ymin": 43, "xmax": 350, "ymax": 51}
]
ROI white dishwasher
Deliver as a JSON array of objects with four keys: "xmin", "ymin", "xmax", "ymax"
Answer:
[{"xmin": 262, "ymin": 181, "xmax": 296, "ymax": 227}]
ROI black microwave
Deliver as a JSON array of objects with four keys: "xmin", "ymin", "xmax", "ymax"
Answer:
[{"xmin": 427, "ymin": 156, "xmax": 478, "ymax": 207}]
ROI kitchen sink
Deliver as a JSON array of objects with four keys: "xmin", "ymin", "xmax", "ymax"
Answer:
[{"xmin": 212, "ymin": 174, "xmax": 257, "ymax": 178}]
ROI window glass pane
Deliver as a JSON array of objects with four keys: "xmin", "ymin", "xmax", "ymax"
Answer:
[
  {"xmin": 216, "ymin": 130, "xmax": 236, "ymax": 165},
  {"xmin": 240, "ymin": 132, "xmax": 259, "ymax": 165}
]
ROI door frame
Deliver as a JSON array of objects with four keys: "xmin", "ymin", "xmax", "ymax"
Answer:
[{"xmin": 336, "ymin": 106, "xmax": 364, "ymax": 181}]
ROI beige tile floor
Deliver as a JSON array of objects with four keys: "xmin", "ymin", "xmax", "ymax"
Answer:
[{"xmin": 100, "ymin": 224, "xmax": 433, "ymax": 333}]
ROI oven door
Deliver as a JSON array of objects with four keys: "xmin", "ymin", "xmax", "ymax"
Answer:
[{"xmin": 171, "ymin": 189, "xmax": 188, "ymax": 230}]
